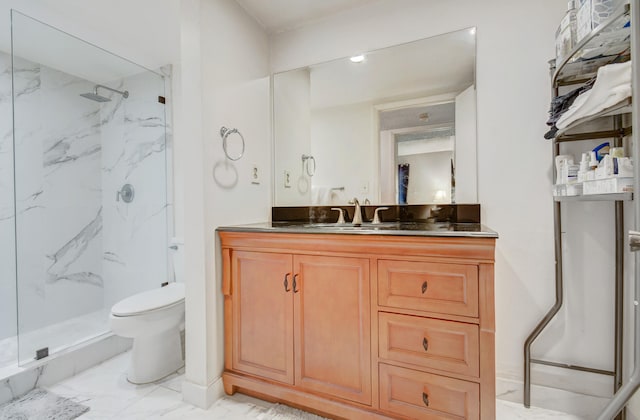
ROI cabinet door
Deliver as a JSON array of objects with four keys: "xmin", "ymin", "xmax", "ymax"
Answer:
[
  {"xmin": 232, "ymin": 251, "xmax": 294, "ymax": 384},
  {"xmin": 293, "ymin": 255, "xmax": 371, "ymax": 405}
]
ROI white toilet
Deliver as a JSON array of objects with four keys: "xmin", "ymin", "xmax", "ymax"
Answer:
[{"xmin": 110, "ymin": 239, "xmax": 185, "ymax": 384}]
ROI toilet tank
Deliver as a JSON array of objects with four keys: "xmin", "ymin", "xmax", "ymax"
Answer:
[{"xmin": 170, "ymin": 237, "xmax": 184, "ymax": 283}]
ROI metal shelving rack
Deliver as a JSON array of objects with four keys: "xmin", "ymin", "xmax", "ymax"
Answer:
[{"xmin": 523, "ymin": 2, "xmax": 635, "ymax": 419}]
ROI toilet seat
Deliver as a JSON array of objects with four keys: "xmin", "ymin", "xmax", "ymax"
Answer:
[{"xmin": 112, "ymin": 283, "xmax": 185, "ymax": 317}]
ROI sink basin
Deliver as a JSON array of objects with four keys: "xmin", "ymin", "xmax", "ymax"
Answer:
[
  {"xmin": 270, "ymin": 221, "xmax": 481, "ymax": 234},
  {"xmin": 302, "ymin": 222, "xmax": 419, "ymax": 230}
]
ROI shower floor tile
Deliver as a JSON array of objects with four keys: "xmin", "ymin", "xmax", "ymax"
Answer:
[
  {"xmin": 46, "ymin": 351, "xmax": 587, "ymax": 419},
  {"xmin": 0, "ymin": 309, "xmax": 108, "ymax": 369}
]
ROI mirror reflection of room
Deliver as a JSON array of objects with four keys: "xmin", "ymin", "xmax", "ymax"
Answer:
[
  {"xmin": 378, "ymin": 101, "xmax": 457, "ymax": 205},
  {"xmin": 273, "ymin": 27, "xmax": 477, "ymax": 206}
]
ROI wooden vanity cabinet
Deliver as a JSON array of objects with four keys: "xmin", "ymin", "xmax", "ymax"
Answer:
[
  {"xmin": 220, "ymin": 231, "xmax": 496, "ymax": 419},
  {"xmin": 228, "ymin": 248, "xmax": 371, "ymax": 404}
]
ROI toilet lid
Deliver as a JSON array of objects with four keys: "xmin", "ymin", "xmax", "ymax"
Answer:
[{"xmin": 112, "ymin": 283, "xmax": 185, "ymax": 317}]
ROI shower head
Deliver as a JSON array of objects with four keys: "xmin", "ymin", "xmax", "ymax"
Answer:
[
  {"xmin": 80, "ymin": 92, "xmax": 112, "ymax": 102},
  {"xmin": 80, "ymin": 84, "xmax": 129, "ymax": 102}
]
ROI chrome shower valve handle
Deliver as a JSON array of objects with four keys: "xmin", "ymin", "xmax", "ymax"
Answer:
[{"xmin": 116, "ymin": 184, "xmax": 135, "ymax": 203}]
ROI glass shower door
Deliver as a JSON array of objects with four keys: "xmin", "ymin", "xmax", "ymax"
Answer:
[
  {"xmin": 11, "ymin": 11, "xmax": 169, "ymax": 364},
  {"xmin": 0, "ymin": 37, "xmax": 17, "ymax": 370}
]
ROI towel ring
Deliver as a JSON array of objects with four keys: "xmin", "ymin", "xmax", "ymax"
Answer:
[
  {"xmin": 302, "ymin": 154, "xmax": 316, "ymax": 177},
  {"xmin": 220, "ymin": 126, "xmax": 245, "ymax": 161}
]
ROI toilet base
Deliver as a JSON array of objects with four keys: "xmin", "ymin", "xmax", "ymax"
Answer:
[{"xmin": 127, "ymin": 326, "xmax": 184, "ymax": 384}]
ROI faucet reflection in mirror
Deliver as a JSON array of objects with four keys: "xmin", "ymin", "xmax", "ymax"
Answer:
[{"xmin": 273, "ymin": 27, "xmax": 477, "ymax": 206}]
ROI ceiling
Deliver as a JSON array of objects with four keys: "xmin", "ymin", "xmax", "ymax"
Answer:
[
  {"xmin": 235, "ymin": 0, "xmax": 379, "ymax": 33},
  {"xmin": 379, "ymin": 102, "xmax": 455, "ymax": 132},
  {"xmin": 307, "ymin": 27, "xmax": 475, "ymax": 109}
]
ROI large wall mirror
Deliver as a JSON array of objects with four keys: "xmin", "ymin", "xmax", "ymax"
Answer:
[{"xmin": 273, "ymin": 27, "xmax": 477, "ymax": 206}]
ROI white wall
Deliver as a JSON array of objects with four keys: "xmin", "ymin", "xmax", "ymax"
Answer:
[
  {"xmin": 311, "ymin": 102, "xmax": 375, "ymax": 204},
  {"xmin": 273, "ymin": 68, "xmax": 311, "ymax": 205},
  {"xmin": 398, "ymin": 150, "xmax": 453, "ymax": 204},
  {"xmin": 454, "ymin": 84, "xmax": 477, "ymax": 203},
  {"xmin": 178, "ymin": 0, "xmax": 271, "ymax": 408},
  {"xmin": 270, "ymin": 0, "xmax": 628, "ymax": 405}
]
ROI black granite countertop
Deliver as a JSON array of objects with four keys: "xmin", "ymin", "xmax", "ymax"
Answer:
[
  {"xmin": 218, "ymin": 205, "xmax": 498, "ymax": 238},
  {"xmin": 217, "ymin": 221, "xmax": 498, "ymax": 238}
]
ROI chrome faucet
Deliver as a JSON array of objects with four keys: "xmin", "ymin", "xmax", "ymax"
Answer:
[
  {"xmin": 349, "ymin": 198, "xmax": 363, "ymax": 226},
  {"xmin": 372, "ymin": 207, "xmax": 389, "ymax": 224},
  {"xmin": 330, "ymin": 207, "xmax": 346, "ymax": 224}
]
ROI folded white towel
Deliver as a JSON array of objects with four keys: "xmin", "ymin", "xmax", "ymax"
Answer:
[{"xmin": 557, "ymin": 61, "xmax": 632, "ymax": 129}]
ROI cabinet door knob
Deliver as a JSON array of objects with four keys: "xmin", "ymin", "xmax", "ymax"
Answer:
[
  {"xmin": 422, "ymin": 392, "xmax": 430, "ymax": 407},
  {"xmin": 421, "ymin": 281, "xmax": 428, "ymax": 294},
  {"xmin": 293, "ymin": 274, "xmax": 299, "ymax": 293},
  {"xmin": 284, "ymin": 273, "xmax": 291, "ymax": 292},
  {"xmin": 422, "ymin": 337, "xmax": 429, "ymax": 351}
]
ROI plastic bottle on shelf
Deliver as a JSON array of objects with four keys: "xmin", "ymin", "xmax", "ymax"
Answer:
[
  {"xmin": 577, "ymin": 0, "xmax": 625, "ymax": 43},
  {"xmin": 556, "ymin": 0, "xmax": 578, "ymax": 62}
]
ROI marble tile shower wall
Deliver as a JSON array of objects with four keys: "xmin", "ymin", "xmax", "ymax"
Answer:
[
  {"xmin": 100, "ymin": 69, "xmax": 169, "ymax": 311},
  {"xmin": 12, "ymin": 52, "xmax": 104, "ymax": 345},
  {"xmin": 0, "ymin": 50, "xmax": 169, "ymax": 357}
]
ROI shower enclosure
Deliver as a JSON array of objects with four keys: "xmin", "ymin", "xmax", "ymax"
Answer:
[{"xmin": 0, "ymin": 11, "xmax": 170, "ymax": 369}]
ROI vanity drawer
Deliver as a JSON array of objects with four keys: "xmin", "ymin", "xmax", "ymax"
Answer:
[
  {"xmin": 379, "ymin": 312, "xmax": 479, "ymax": 377},
  {"xmin": 379, "ymin": 363, "xmax": 479, "ymax": 420},
  {"xmin": 378, "ymin": 260, "xmax": 478, "ymax": 317}
]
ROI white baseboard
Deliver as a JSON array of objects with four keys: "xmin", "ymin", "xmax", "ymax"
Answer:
[{"xmin": 182, "ymin": 376, "xmax": 224, "ymax": 409}]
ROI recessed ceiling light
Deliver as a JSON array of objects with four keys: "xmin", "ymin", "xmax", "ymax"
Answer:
[{"xmin": 350, "ymin": 55, "xmax": 365, "ymax": 63}]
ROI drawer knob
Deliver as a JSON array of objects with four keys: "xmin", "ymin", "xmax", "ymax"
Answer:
[
  {"xmin": 284, "ymin": 273, "xmax": 291, "ymax": 292},
  {"xmin": 421, "ymin": 281, "xmax": 428, "ymax": 294},
  {"xmin": 422, "ymin": 337, "xmax": 429, "ymax": 351},
  {"xmin": 293, "ymin": 274, "xmax": 299, "ymax": 293},
  {"xmin": 422, "ymin": 392, "xmax": 430, "ymax": 407}
]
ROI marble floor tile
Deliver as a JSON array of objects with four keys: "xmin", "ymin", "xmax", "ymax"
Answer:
[
  {"xmin": 46, "ymin": 353, "xmax": 157, "ymax": 418},
  {"xmin": 497, "ymin": 399, "xmax": 584, "ymax": 419},
  {"xmin": 497, "ymin": 376, "xmax": 610, "ymax": 419},
  {"xmin": 155, "ymin": 366, "xmax": 185, "ymax": 393},
  {"xmin": 45, "ymin": 351, "xmax": 590, "ymax": 419}
]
